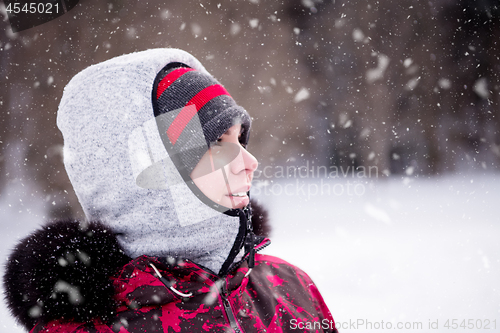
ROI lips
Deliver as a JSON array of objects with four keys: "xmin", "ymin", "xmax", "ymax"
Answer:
[
  {"xmin": 228, "ymin": 186, "xmax": 251, "ymax": 197},
  {"xmin": 227, "ymin": 193, "xmax": 250, "ymax": 209},
  {"xmin": 230, "ymin": 192, "xmax": 247, "ymax": 197}
]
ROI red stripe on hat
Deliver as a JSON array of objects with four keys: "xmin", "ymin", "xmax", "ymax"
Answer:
[
  {"xmin": 167, "ymin": 84, "xmax": 230, "ymax": 145},
  {"xmin": 156, "ymin": 67, "xmax": 194, "ymax": 99}
]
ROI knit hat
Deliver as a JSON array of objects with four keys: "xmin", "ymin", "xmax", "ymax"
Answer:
[
  {"xmin": 153, "ymin": 62, "xmax": 251, "ymax": 178},
  {"xmin": 58, "ymin": 49, "xmax": 251, "ymax": 275}
]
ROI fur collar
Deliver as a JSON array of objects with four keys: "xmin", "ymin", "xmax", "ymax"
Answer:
[{"xmin": 3, "ymin": 199, "xmax": 270, "ymax": 331}]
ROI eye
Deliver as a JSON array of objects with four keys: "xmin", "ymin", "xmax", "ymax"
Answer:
[{"xmin": 210, "ymin": 138, "xmax": 223, "ymax": 148}]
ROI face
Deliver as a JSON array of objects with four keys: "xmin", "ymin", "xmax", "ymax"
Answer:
[{"xmin": 190, "ymin": 124, "xmax": 258, "ymax": 209}]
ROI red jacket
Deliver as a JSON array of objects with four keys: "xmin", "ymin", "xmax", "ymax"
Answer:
[
  {"xmin": 33, "ymin": 253, "xmax": 336, "ymax": 332},
  {"xmin": 5, "ymin": 219, "xmax": 337, "ymax": 332}
]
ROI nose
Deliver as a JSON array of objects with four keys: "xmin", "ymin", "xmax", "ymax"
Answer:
[{"xmin": 231, "ymin": 146, "xmax": 258, "ymax": 177}]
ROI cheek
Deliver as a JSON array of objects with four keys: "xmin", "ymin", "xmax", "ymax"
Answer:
[{"xmin": 192, "ymin": 169, "xmax": 227, "ymax": 199}]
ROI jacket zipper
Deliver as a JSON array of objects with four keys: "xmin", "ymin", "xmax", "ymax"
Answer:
[
  {"xmin": 219, "ymin": 278, "xmax": 242, "ymax": 333},
  {"xmin": 226, "ymin": 237, "xmax": 271, "ymax": 276}
]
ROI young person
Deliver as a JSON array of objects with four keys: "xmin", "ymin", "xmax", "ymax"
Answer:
[{"xmin": 4, "ymin": 48, "xmax": 338, "ymax": 333}]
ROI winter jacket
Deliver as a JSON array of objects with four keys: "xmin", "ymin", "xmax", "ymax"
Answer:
[{"xmin": 4, "ymin": 202, "xmax": 338, "ymax": 333}]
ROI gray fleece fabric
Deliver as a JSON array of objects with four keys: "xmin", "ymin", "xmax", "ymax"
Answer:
[{"xmin": 57, "ymin": 49, "xmax": 240, "ymax": 274}]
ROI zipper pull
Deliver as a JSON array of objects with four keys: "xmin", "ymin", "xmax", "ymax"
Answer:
[
  {"xmin": 219, "ymin": 279, "xmax": 242, "ymax": 333},
  {"xmin": 248, "ymin": 247, "xmax": 255, "ymax": 269}
]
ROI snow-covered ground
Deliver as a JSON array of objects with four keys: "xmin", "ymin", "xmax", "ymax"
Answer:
[
  {"xmin": 1, "ymin": 173, "xmax": 499, "ymax": 332},
  {"xmin": 256, "ymin": 173, "xmax": 500, "ymax": 332}
]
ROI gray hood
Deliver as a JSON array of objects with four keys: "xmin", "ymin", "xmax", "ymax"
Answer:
[{"xmin": 57, "ymin": 49, "xmax": 243, "ymax": 274}]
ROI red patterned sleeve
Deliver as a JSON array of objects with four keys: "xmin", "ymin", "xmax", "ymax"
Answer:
[{"xmin": 295, "ymin": 267, "xmax": 339, "ymax": 333}]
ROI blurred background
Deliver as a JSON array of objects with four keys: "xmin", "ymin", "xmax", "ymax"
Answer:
[
  {"xmin": 1, "ymin": 0, "xmax": 499, "ymax": 332},
  {"xmin": 1, "ymin": 0, "xmax": 499, "ymax": 219}
]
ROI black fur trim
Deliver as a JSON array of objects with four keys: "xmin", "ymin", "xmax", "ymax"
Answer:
[
  {"xmin": 250, "ymin": 199, "xmax": 271, "ymax": 237},
  {"xmin": 3, "ymin": 220, "xmax": 130, "ymax": 331}
]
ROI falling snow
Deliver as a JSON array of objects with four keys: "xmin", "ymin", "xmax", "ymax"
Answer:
[{"xmin": 293, "ymin": 88, "xmax": 310, "ymax": 103}]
